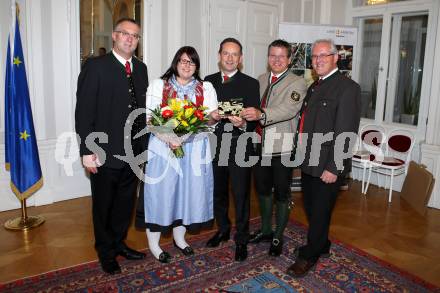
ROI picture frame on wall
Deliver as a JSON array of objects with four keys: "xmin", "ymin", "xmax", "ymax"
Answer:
[{"xmin": 279, "ymin": 22, "xmax": 358, "ymax": 85}]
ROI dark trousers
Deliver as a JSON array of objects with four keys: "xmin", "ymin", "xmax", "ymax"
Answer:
[
  {"xmin": 300, "ymin": 172, "xmax": 344, "ymax": 261},
  {"xmin": 213, "ymin": 162, "xmax": 251, "ymax": 244},
  {"xmin": 254, "ymin": 155, "xmax": 293, "ymax": 202},
  {"xmin": 90, "ymin": 163, "xmax": 138, "ymax": 261}
]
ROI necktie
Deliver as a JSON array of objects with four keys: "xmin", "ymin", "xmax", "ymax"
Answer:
[
  {"xmin": 261, "ymin": 76, "xmax": 278, "ymax": 109},
  {"xmin": 299, "ymin": 79, "xmax": 322, "ymax": 144},
  {"xmin": 298, "ymin": 110, "xmax": 306, "ymax": 145},
  {"xmin": 223, "ymin": 75, "xmax": 229, "ymax": 83},
  {"xmin": 125, "ymin": 61, "xmax": 132, "ymax": 75}
]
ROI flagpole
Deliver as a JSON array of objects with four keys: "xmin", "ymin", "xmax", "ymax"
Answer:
[
  {"xmin": 4, "ymin": 2, "xmax": 45, "ymax": 231},
  {"xmin": 4, "ymin": 199, "xmax": 45, "ymax": 231},
  {"xmin": 10, "ymin": 0, "xmax": 15, "ymax": 55},
  {"xmin": 90, "ymin": 0, "xmax": 95, "ymax": 56}
]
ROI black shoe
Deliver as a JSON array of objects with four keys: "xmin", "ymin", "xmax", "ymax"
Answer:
[
  {"xmin": 157, "ymin": 251, "xmax": 172, "ymax": 263},
  {"xmin": 100, "ymin": 259, "xmax": 121, "ymax": 274},
  {"xmin": 173, "ymin": 240, "xmax": 194, "ymax": 256},
  {"xmin": 118, "ymin": 246, "xmax": 146, "ymax": 260},
  {"xmin": 248, "ymin": 230, "xmax": 273, "ymax": 244},
  {"xmin": 268, "ymin": 238, "xmax": 283, "ymax": 256},
  {"xmin": 293, "ymin": 246, "xmax": 331, "ymax": 258},
  {"xmin": 206, "ymin": 231, "xmax": 230, "ymax": 247},
  {"xmin": 235, "ymin": 244, "xmax": 248, "ymax": 261}
]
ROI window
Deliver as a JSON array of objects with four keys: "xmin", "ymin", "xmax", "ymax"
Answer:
[
  {"xmin": 389, "ymin": 14, "xmax": 427, "ymax": 125},
  {"xmin": 358, "ymin": 18, "xmax": 383, "ymax": 119},
  {"xmin": 353, "ymin": 1, "xmax": 434, "ymax": 130}
]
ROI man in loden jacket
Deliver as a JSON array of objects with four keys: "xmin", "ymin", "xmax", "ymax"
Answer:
[
  {"xmin": 287, "ymin": 39, "xmax": 361, "ymax": 278},
  {"xmin": 241, "ymin": 39, "xmax": 306, "ymax": 257},
  {"xmin": 75, "ymin": 18, "xmax": 148, "ymax": 274}
]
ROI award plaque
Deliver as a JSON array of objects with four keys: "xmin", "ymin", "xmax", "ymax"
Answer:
[{"xmin": 218, "ymin": 98, "xmax": 244, "ymax": 117}]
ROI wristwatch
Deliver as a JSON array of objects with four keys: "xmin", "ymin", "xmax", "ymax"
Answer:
[{"xmin": 259, "ymin": 111, "xmax": 266, "ymax": 121}]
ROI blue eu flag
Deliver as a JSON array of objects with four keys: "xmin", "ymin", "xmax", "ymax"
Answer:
[{"xmin": 4, "ymin": 19, "xmax": 43, "ymax": 200}]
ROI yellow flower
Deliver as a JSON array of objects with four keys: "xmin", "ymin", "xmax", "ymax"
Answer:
[
  {"xmin": 184, "ymin": 107, "xmax": 195, "ymax": 118},
  {"xmin": 170, "ymin": 99, "xmax": 182, "ymax": 112},
  {"xmin": 176, "ymin": 110, "xmax": 184, "ymax": 120},
  {"xmin": 181, "ymin": 120, "xmax": 189, "ymax": 127}
]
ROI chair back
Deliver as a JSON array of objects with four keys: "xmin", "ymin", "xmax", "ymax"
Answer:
[
  {"xmin": 357, "ymin": 124, "xmax": 387, "ymax": 157},
  {"xmin": 386, "ymin": 129, "xmax": 415, "ymax": 166}
]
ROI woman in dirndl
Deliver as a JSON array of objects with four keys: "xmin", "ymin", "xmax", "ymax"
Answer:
[{"xmin": 143, "ymin": 46, "xmax": 217, "ymax": 263}]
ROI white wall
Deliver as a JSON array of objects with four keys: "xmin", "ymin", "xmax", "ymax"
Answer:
[
  {"xmin": 144, "ymin": 0, "xmax": 188, "ymax": 80},
  {"xmin": 0, "ymin": 1, "xmax": 9, "ymax": 144},
  {"xmin": 282, "ymin": 0, "xmax": 302, "ymax": 23},
  {"xmin": 421, "ymin": 1, "xmax": 440, "ymax": 208},
  {"xmin": 184, "ymin": 0, "xmax": 207, "ymax": 76}
]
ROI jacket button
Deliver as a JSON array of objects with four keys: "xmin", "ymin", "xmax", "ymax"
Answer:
[{"xmin": 323, "ymin": 102, "xmax": 327, "ymax": 106}]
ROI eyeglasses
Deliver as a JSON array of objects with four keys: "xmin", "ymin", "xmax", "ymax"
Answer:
[
  {"xmin": 179, "ymin": 59, "xmax": 196, "ymax": 66},
  {"xmin": 269, "ymin": 54, "xmax": 288, "ymax": 60},
  {"xmin": 311, "ymin": 53, "xmax": 335, "ymax": 60},
  {"xmin": 114, "ymin": 31, "xmax": 141, "ymax": 40}
]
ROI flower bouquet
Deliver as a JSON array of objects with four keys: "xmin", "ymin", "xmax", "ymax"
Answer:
[{"xmin": 148, "ymin": 98, "xmax": 210, "ymax": 158}]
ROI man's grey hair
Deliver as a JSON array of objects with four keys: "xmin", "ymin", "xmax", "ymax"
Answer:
[{"xmin": 311, "ymin": 39, "xmax": 338, "ymax": 54}]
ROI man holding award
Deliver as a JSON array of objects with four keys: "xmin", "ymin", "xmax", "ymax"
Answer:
[
  {"xmin": 205, "ymin": 38, "xmax": 260, "ymax": 261},
  {"xmin": 241, "ymin": 39, "xmax": 306, "ymax": 257}
]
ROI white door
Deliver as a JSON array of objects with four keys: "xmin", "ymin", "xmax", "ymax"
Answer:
[
  {"xmin": 207, "ymin": 0, "xmax": 280, "ymax": 78},
  {"xmin": 245, "ymin": 1, "xmax": 279, "ymax": 78},
  {"xmin": 207, "ymin": 0, "xmax": 246, "ymax": 75}
]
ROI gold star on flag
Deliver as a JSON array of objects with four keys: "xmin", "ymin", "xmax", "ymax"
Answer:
[
  {"xmin": 13, "ymin": 56, "xmax": 22, "ymax": 66},
  {"xmin": 20, "ymin": 130, "xmax": 30, "ymax": 141}
]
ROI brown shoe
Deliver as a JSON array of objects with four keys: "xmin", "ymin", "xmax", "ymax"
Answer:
[{"xmin": 286, "ymin": 258, "xmax": 317, "ymax": 278}]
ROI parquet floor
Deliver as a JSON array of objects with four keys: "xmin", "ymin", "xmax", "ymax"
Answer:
[{"xmin": 0, "ymin": 180, "xmax": 439, "ymax": 287}]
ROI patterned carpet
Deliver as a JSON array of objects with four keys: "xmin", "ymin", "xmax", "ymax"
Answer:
[{"xmin": 1, "ymin": 220, "xmax": 438, "ymax": 292}]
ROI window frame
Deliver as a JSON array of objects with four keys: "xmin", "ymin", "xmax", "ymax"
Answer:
[{"xmin": 350, "ymin": 0, "xmax": 438, "ymax": 144}]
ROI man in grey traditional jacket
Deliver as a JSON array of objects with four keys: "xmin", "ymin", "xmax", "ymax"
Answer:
[{"xmin": 241, "ymin": 39, "xmax": 307, "ymax": 257}]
